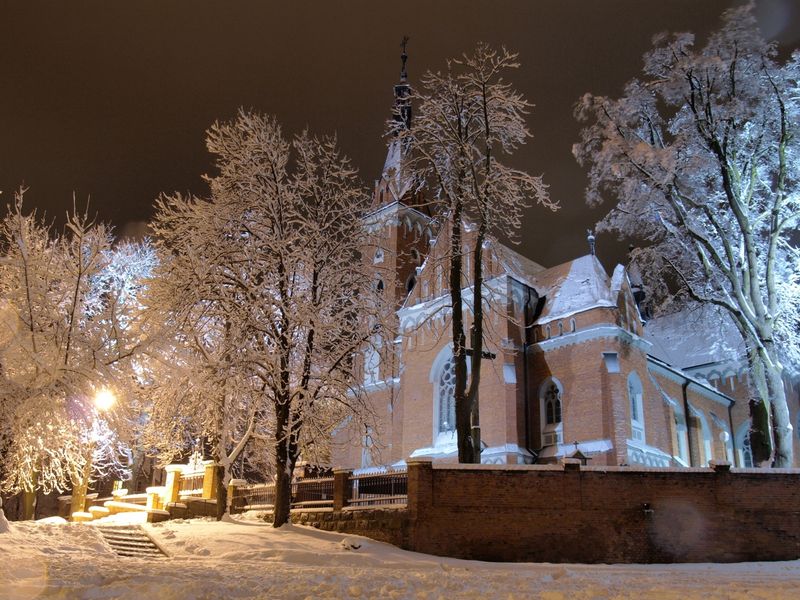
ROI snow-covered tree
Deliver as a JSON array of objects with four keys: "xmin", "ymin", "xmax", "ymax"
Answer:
[
  {"xmin": 150, "ymin": 110, "xmax": 385, "ymax": 525},
  {"xmin": 0, "ymin": 192, "xmax": 155, "ymax": 509},
  {"xmin": 140, "ymin": 215, "xmax": 275, "ymax": 517},
  {"xmin": 573, "ymin": 4, "xmax": 800, "ymax": 466},
  {"xmin": 403, "ymin": 44, "xmax": 555, "ymax": 463}
]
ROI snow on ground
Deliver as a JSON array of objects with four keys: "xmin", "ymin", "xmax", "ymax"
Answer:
[{"xmin": 1, "ymin": 510, "xmax": 799, "ymax": 599}]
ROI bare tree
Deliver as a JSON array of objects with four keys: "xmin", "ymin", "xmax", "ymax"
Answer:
[
  {"xmin": 0, "ymin": 192, "xmax": 154, "ymax": 510},
  {"xmin": 403, "ymin": 44, "xmax": 555, "ymax": 463},
  {"xmin": 573, "ymin": 4, "xmax": 800, "ymax": 466},
  {"xmin": 151, "ymin": 110, "xmax": 385, "ymax": 525}
]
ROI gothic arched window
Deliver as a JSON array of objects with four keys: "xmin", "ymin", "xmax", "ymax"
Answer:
[
  {"xmin": 406, "ymin": 275, "xmax": 416, "ymax": 294},
  {"xmin": 437, "ymin": 356, "xmax": 456, "ymax": 433},
  {"xmin": 544, "ymin": 382, "xmax": 562, "ymax": 425},
  {"xmin": 628, "ymin": 371, "xmax": 645, "ymax": 442},
  {"xmin": 539, "ymin": 378, "xmax": 563, "ymax": 446}
]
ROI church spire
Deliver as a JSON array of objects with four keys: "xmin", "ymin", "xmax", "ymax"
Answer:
[
  {"xmin": 393, "ymin": 36, "xmax": 412, "ymax": 132},
  {"xmin": 400, "ymin": 35, "xmax": 409, "ymax": 82}
]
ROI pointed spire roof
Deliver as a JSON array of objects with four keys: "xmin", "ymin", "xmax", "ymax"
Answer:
[
  {"xmin": 373, "ymin": 38, "xmax": 416, "ymax": 209},
  {"xmin": 392, "ymin": 36, "xmax": 412, "ymax": 132},
  {"xmin": 527, "ymin": 254, "xmax": 617, "ymax": 324}
]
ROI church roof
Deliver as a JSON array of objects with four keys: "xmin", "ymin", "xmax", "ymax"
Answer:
[
  {"xmin": 493, "ymin": 242, "xmax": 546, "ymax": 282},
  {"xmin": 526, "ymin": 254, "xmax": 617, "ymax": 324},
  {"xmin": 644, "ymin": 305, "xmax": 744, "ymax": 370},
  {"xmin": 380, "ymin": 138, "xmax": 414, "ymax": 202}
]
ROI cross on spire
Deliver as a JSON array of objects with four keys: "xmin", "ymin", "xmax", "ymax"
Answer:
[{"xmin": 400, "ymin": 36, "xmax": 409, "ymax": 82}]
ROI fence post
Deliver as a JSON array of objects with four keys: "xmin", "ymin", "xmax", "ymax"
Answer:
[
  {"xmin": 406, "ymin": 458, "xmax": 433, "ymax": 520},
  {"xmin": 202, "ymin": 461, "xmax": 219, "ymax": 500},
  {"xmin": 228, "ymin": 479, "xmax": 246, "ymax": 514},
  {"xmin": 164, "ymin": 464, "xmax": 184, "ymax": 504},
  {"xmin": 333, "ymin": 469, "xmax": 352, "ymax": 511}
]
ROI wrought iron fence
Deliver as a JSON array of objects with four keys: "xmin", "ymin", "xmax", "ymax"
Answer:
[
  {"xmin": 349, "ymin": 469, "xmax": 407, "ymax": 507},
  {"xmin": 231, "ymin": 470, "xmax": 407, "ymax": 513},
  {"xmin": 292, "ymin": 477, "xmax": 335, "ymax": 508},
  {"xmin": 178, "ymin": 472, "xmax": 205, "ymax": 497},
  {"xmin": 232, "ymin": 482, "xmax": 277, "ymax": 511}
]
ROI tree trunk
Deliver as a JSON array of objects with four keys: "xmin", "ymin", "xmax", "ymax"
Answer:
[
  {"xmin": 449, "ymin": 203, "xmax": 471, "ymax": 464},
  {"xmin": 464, "ymin": 226, "xmax": 488, "ymax": 465},
  {"xmin": 765, "ymin": 362, "xmax": 792, "ymax": 467},
  {"xmin": 272, "ymin": 400, "xmax": 299, "ymax": 527},
  {"xmin": 70, "ymin": 446, "xmax": 94, "ymax": 517},
  {"xmin": 273, "ymin": 466, "xmax": 292, "ymax": 527},
  {"xmin": 215, "ymin": 465, "xmax": 227, "ymax": 521},
  {"xmin": 21, "ymin": 471, "xmax": 38, "ymax": 520}
]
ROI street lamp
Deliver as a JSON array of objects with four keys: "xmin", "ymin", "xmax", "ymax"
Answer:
[
  {"xmin": 71, "ymin": 387, "xmax": 117, "ymax": 520},
  {"xmin": 94, "ymin": 388, "xmax": 116, "ymax": 412}
]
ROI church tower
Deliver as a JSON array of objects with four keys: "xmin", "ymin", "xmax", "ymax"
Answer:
[{"xmin": 365, "ymin": 39, "xmax": 434, "ymax": 309}]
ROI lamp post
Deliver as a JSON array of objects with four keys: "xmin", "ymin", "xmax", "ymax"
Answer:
[{"xmin": 70, "ymin": 388, "xmax": 116, "ymax": 520}]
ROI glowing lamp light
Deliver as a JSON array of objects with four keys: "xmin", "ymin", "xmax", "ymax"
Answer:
[{"xmin": 94, "ymin": 388, "xmax": 116, "ymax": 411}]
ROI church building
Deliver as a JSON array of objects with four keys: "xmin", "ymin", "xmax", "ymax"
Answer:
[{"xmin": 335, "ymin": 53, "xmax": 800, "ymax": 472}]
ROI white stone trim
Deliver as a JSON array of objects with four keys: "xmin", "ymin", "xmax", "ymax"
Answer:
[
  {"xmin": 647, "ymin": 356, "xmax": 734, "ymax": 407},
  {"xmin": 626, "ymin": 438, "xmax": 672, "ymax": 467},
  {"xmin": 532, "ymin": 324, "xmax": 652, "ymax": 353},
  {"xmin": 537, "ymin": 438, "xmax": 614, "ymax": 459}
]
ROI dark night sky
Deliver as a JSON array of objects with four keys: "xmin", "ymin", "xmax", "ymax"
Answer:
[{"xmin": 1, "ymin": 1, "xmax": 798, "ymax": 268}]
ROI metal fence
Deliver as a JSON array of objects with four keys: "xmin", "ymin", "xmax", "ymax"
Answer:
[
  {"xmin": 178, "ymin": 472, "xmax": 205, "ymax": 497},
  {"xmin": 292, "ymin": 477, "xmax": 335, "ymax": 508},
  {"xmin": 349, "ymin": 469, "xmax": 407, "ymax": 507},
  {"xmin": 232, "ymin": 482, "xmax": 276, "ymax": 511},
  {"xmin": 231, "ymin": 469, "xmax": 408, "ymax": 513},
  {"xmin": 232, "ymin": 478, "xmax": 335, "ymax": 511}
]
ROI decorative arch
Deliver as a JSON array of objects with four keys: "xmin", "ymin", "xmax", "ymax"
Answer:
[
  {"xmin": 429, "ymin": 345, "xmax": 460, "ymax": 442},
  {"xmin": 627, "ymin": 371, "xmax": 645, "ymax": 442},
  {"xmin": 735, "ymin": 421, "xmax": 754, "ymax": 468},
  {"xmin": 406, "ymin": 274, "xmax": 416, "ymax": 294},
  {"xmin": 539, "ymin": 377, "xmax": 564, "ymax": 447},
  {"xmin": 688, "ymin": 404, "xmax": 713, "ymax": 466},
  {"xmin": 672, "ymin": 404, "xmax": 690, "ymax": 466},
  {"xmin": 569, "ymin": 318, "xmax": 576, "ymax": 333}
]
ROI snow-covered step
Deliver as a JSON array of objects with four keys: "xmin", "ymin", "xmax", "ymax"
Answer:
[{"xmin": 95, "ymin": 525, "xmax": 167, "ymax": 558}]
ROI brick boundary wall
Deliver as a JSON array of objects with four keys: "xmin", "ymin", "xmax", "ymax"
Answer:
[
  {"xmin": 244, "ymin": 459, "xmax": 800, "ymax": 563},
  {"xmin": 404, "ymin": 458, "xmax": 800, "ymax": 563},
  {"xmin": 260, "ymin": 506, "xmax": 409, "ymax": 548}
]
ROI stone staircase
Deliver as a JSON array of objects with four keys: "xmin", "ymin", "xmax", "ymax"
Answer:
[{"xmin": 95, "ymin": 525, "xmax": 167, "ymax": 558}]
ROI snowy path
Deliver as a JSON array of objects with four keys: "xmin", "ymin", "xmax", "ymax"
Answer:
[{"xmin": 1, "ymin": 513, "xmax": 798, "ymax": 599}]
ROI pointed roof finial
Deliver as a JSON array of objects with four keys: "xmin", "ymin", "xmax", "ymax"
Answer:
[
  {"xmin": 400, "ymin": 36, "xmax": 409, "ymax": 82},
  {"xmin": 587, "ymin": 229, "xmax": 596, "ymax": 256}
]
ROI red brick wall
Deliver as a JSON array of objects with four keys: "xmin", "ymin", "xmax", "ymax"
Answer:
[{"xmin": 405, "ymin": 459, "xmax": 800, "ymax": 563}]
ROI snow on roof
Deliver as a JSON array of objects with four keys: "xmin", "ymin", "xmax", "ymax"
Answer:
[
  {"xmin": 644, "ymin": 305, "xmax": 744, "ymax": 369},
  {"xmin": 529, "ymin": 255, "xmax": 618, "ymax": 324},
  {"xmin": 381, "ymin": 138, "xmax": 414, "ymax": 201},
  {"xmin": 492, "ymin": 243, "xmax": 546, "ymax": 282}
]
